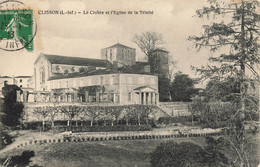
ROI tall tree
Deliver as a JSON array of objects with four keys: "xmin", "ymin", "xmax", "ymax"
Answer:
[
  {"xmin": 189, "ymin": 0, "xmax": 259, "ymax": 166},
  {"xmin": 204, "ymin": 77, "xmax": 240, "ymax": 102},
  {"xmin": 132, "ymin": 31, "xmax": 164, "ymax": 57},
  {"xmin": 1, "ymin": 84, "xmax": 23, "ymax": 127},
  {"xmin": 170, "ymin": 72, "xmax": 198, "ymax": 102}
]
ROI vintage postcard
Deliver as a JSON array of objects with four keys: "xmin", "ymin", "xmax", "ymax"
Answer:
[{"xmin": 0, "ymin": 0, "xmax": 259, "ymax": 166}]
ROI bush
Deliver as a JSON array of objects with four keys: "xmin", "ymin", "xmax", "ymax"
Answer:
[
  {"xmin": 0, "ymin": 129, "xmax": 13, "ymax": 150},
  {"xmin": 1, "ymin": 150, "xmax": 37, "ymax": 167},
  {"xmin": 158, "ymin": 116, "xmax": 192, "ymax": 125},
  {"xmin": 151, "ymin": 141, "xmax": 204, "ymax": 167},
  {"xmin": 52, "ymin": 125, "xmax": 152, "ymax": 133},
  {"xmin": 151, "ymin": 140, "xmax": 229, "ymax": 167}
]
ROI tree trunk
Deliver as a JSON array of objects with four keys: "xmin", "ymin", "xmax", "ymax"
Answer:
[
  {"xmin": 138, "ymin": 114, "xmax": 140, "ymax": 126},
  {"xmin": 90, "ymin": 120, "xmax": 93, "ymax": 126},
  {"xmin": 42, "ymin": 118, "xmax": 45, "ymax": 131}
]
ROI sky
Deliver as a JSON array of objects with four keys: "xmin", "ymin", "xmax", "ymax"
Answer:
[{"xmin": 0, "ymin": 0, "xmax": 224, "ymax": 84}]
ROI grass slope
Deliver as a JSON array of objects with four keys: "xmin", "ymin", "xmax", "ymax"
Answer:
[{"xmin": 0, "ymin": 138, "xmax": 206, "ymax": 167}]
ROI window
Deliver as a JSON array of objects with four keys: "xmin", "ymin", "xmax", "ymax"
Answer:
[
  {"xmin": 20, "ymin": 79, "xmax": 22, "ymax": 82},
  {"xmin": 105, "ymin": 50, "xmax": 108, "ymax": 60},
  {"xmin": 128, "ymin": 76, "xmax": 132, "ymax": 84},
  {"xmin": 110, "ymin": 49, "xmax": 112, "ymax": 61},
  {"xmin": 56, "ymin": 65, "xmax": 60, "ymax": 71},
  {"xmin": 79, "ymin": 79, "xmax": 83, "ymax": 87},
  {"xmin": 71, "ymin": 67, "xmax": 75, "ymax": 72},
  {"xmin": 139, "ymin": 76, "xmax": 144, "ymax": 84},
  {"xmin": 128, "ymin": 92, "xmax": 132, "ymax": 101},
  {"xmin": 111, "ymin": 75, "xmax": 117, "ymax": 85},
  {"xmin": 151, "ymin": 78, "xmax": 156, "ymax": 85},
  {"xmin": 100, "ymin": 77, "xmax": 104, "ymax": 85},
  {"xmin": 40, "ymin": 67, "xmax": 45, "ymax": 84}
]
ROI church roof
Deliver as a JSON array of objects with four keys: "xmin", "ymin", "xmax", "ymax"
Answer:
[
  {"xmin": 48, "ymin": 68, "xmax": 154, "ymax": 81},
  {"xmin": 104, "ymin": 43, "xmax": 135, "ymax": 49},
  {"xmin": 35, "ymin": 53, "xmax": 111, "ymax": 67}
]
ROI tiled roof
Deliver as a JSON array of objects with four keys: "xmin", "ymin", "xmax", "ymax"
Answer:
[
  {"xmin": 104, "ymin": 43, "xmax": 135, "ymax": 49},
  {"xmin": 0, "ymin": 76, "xmax": 12, "ymax": 78},
  {"xmin": 37, "ymin": 54, "xmax": 111, "ymax": 67},
  {"xmin": 15, "ymin": 76, "xmax": 32, "ymax": 78},
  {"xmin": 48, "ymin": 68, "xmax": 154, "ymax": 81}
]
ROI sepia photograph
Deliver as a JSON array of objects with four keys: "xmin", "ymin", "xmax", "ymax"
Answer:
[{"xmin": 0, "ymin": 0, "xmax": 259, "ymax": 166}]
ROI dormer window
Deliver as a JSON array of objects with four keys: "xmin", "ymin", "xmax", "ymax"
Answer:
[
  {"xmin": 56, "ymin": 65, "xmax": 60, "ymax": 71},
  {"xmin": 71, "ymin": 67, "xmax": 75, "ymax": 72}
]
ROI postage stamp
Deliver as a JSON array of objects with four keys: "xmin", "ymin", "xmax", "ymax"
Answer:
[{"xmin": 0, "ymin": 0, "xmax": 36, "ymax": 52}]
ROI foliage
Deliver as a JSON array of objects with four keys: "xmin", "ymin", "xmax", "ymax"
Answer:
[
  {"xmin": 29, "ymin": 104, "xmax": 161, "ymax": 130},
  {"xmin": 189, "ymin": 0, "xmax": 259, "ymax": 166},
  {"xmin": 151, "ymin": 140, "xmax": 230, "ymax": 167},
  {"xmin": 2, "ymin": 150, "xmax": 37, "ymax": 167},
  {"xmin": 1, "ymin": 84, "xmax": 24, "ymax": 127},
  {"xmin": 150, "ymin": 141, "xmax": 204, "ymax": 167},
  {"xmin": 204, "ymin": 77, "xmax": 240, "ymax": 102},
  {"xmin": 170, "ymin": 72, "xmax": 198, "ymax": 102},
  {"xmin": 0, "ymin": 127, "xmax": 13, "ymax": 150},
  {"xmin": 157, "ymin": 116, "xmax": 192, "ymax": 125},
  {"xmin": 52, "ymin": 124, "xmax": 152, "ymax": 132},
  {"xmin": 158, "ymin": 76, "xmax": 171, "ymax": 102},
  {"xmin": 188, "ymin": 99, "xmax": 239, "ymax": 128}
]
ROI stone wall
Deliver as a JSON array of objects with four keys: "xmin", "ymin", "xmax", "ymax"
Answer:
[{"xmin": 159, "ymin": 102, "xmax": 191, "ymax": 117}]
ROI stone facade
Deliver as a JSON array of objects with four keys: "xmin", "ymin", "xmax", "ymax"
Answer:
[
  {"xmin": 24, "ymin": 73, "xmax": 158, "ymax": 105},
  {"xmin": 148, "ymin": 49, "xmax": 169, "ymax": 78},
  {"xmin": 101, "ymin": 43, "xmax": 136, "ymax": 67}
]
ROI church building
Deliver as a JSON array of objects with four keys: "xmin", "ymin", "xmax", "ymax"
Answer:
[{"xmin": 20, "ymin": 43, "xmax": 159, "ymax": 106}]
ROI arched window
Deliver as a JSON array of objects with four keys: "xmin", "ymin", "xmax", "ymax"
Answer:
[{"xmin": 40, "ymin": 67, "xmax": 45, "ymax": 84}]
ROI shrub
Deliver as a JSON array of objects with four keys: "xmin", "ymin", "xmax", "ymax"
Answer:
[
  {"xmin": 0, "ymin": 129, "xmax": 13, "ymax": 150},
  {"xmin": 1, "ymin": 150, "xmax": 35, "ymax": 167},
  {"xmin": 151, "ymin": 141, "xmax": 204, "ymax": 167},
  {"xmin": 158, "ymin": 116, "xmax": 192, "ymax": 125}
]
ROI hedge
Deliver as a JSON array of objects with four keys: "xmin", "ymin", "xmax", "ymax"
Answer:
[{"xmin": 52, "ymin": 125, "xmax": 152, "ymax": 133}]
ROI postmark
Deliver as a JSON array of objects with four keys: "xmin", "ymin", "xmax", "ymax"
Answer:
[{"xmin": 0, "ymin": 0, "xmax": 37, "ymax": 52}]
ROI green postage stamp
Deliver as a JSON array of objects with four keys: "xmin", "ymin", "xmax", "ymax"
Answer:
[{"xmin": 0, "ymin": 5, "xmax": 35, "ymax": 51}]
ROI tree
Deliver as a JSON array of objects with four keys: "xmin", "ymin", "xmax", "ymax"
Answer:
[
  {"xmin": 132, "ymin": 31, "xmax": 164, "ymax": 58},
  {"xmin": 204, "ymin": 77, "xmax": 240, "ymax": 102},
  {"xmin": 84, "ymin": 106, "xmax": 100, "ymax": 126},
  {"xmin": 189, "ymin": 0, "xmax": 259, "ymax": 166},
  {"xmin": 158, "ymin": 76, "xmax": 171, "ymax": 102},
  {"xmin": 33, "ymin": 106, "xmax": 50, "ymax": 131},
  {"xmin": 1, "ymin": 84, "xmax": 23, "ymax": 127},
  {"xmin": 60, "ymin": 106, "xmax": 83, "ymax": 126},
  {"xmin": 170, "ymin": 72, "xmax": 198, "ymax": 102}
]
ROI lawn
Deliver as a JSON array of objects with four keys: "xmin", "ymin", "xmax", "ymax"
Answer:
[
  {"xmin": 0, "ymin": 137, "xmax": 206, "ymax": 167},
  {"xmin": 0, "ymin": 131, "xmax": 259, "ymax": 167}
]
